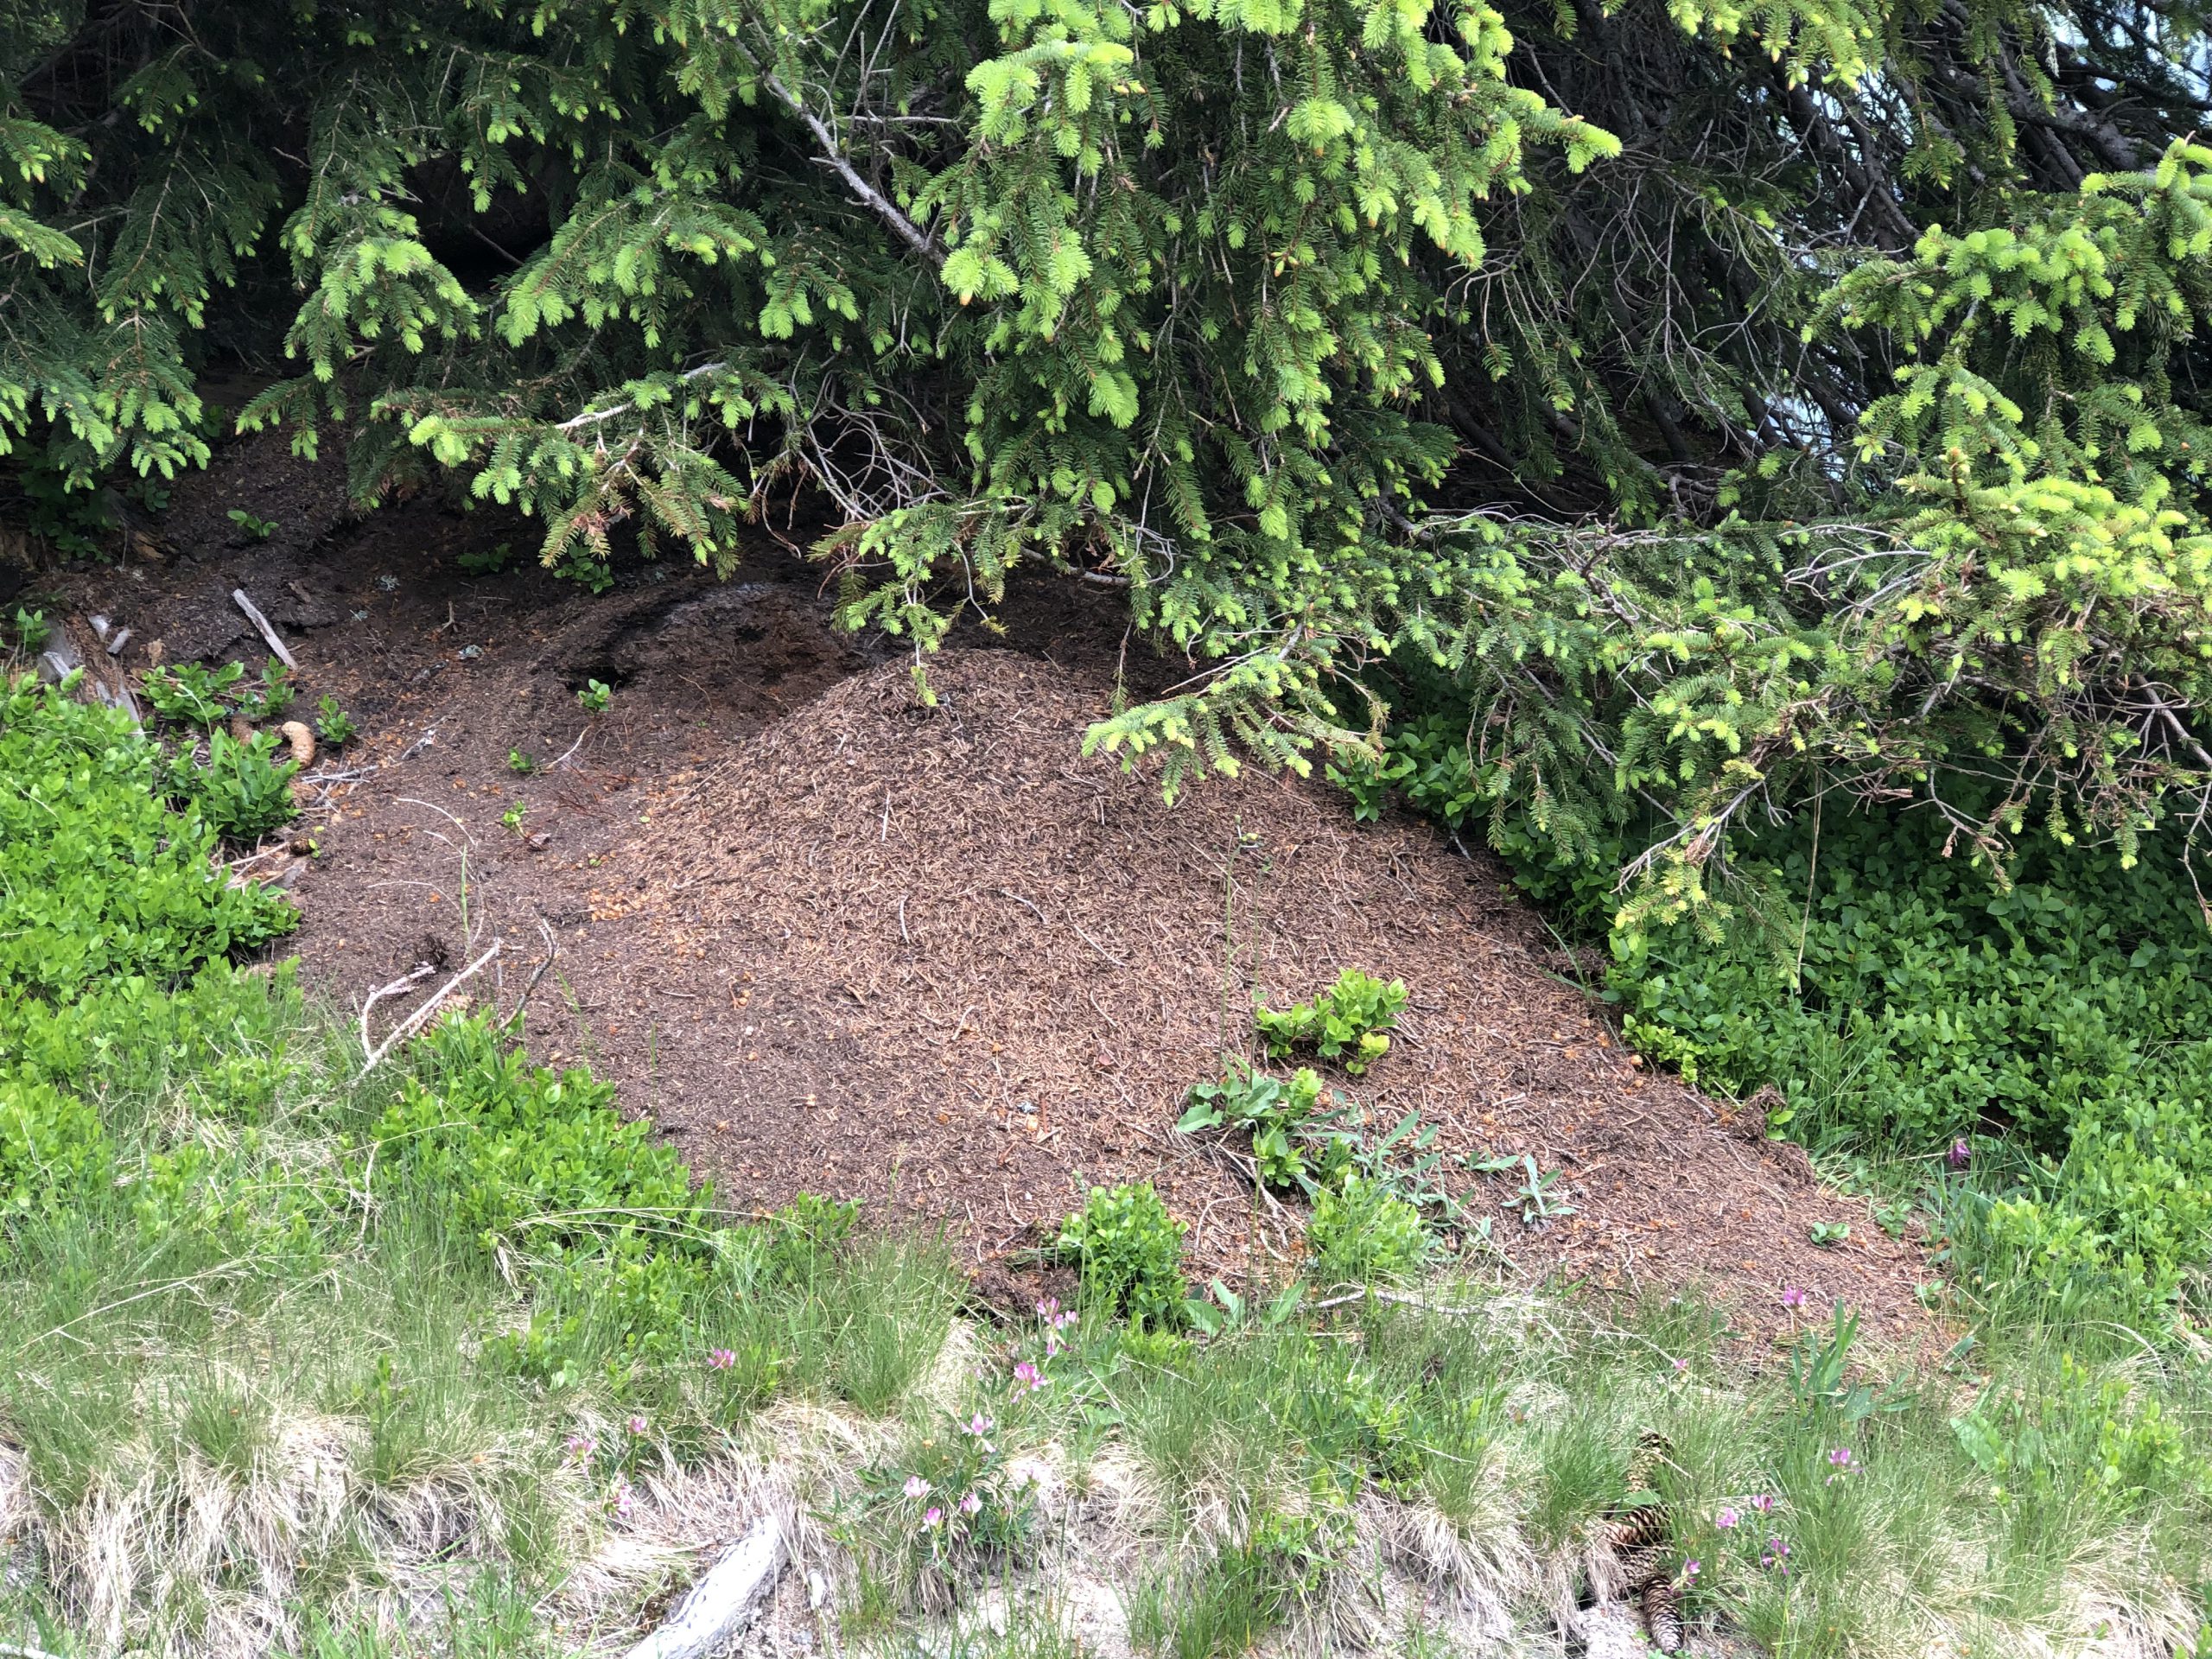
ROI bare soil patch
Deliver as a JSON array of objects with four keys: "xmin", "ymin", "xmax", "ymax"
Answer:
[
  {"xmin": 43, "ymin": 442, "xmax": 1933, "ymax": 1340},
  {"xmin": 594, "ymin": 650, "xmax": 1928, "ymax": 1336}
]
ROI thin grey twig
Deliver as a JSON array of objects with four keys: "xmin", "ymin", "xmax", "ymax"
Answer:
[{"xmin": 355, "ymin": 940, "xmax": 504, "ymax": 1082}]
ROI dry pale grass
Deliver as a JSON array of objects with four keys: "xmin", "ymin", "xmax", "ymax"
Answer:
[
  {"xmin": 12, "ymin": 1398, "xmax": 585, "ymax": 1657},
  {"xmin": 6, "ymin": 1287, "xmax": 2202, "ymax": 1659}
]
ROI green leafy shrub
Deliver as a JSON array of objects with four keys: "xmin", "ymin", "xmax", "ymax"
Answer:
[
  {"xmin": 142, "ymin": 660, "xmax": 294, "ymax": 730},
  {"xmin": 372, "ymin": 1016, "xmax": 703, "ymax": 1254},
  {"xmin": 1058, "ymin": 1182, "xmax": 1186, "ymax": 1327},
  {"xmin": 315, "ymin": 696, "xmax": 358, "ymax": 746},
  {"xmin": 1307, "ymin": 1173, "xmax": 1428, "ymax": 1287},
  {"xmin": 141, "ymin": 662, "xmax": 247, "ymax": 728},
  {"xmin": 457, "ymin": 541, "xmax": 518, "ymax": 575},
  {"xmin": 1949, "ymin": 1354, "xmax": 2207, "ymax": 1512},
  {"xmin": 168, "ymin": 728, "xmax": 300, "ymax": 842},
  {"xmin": 1254, "ymin": 970, "xmax": 1408, "ymax": 1075},
  {"xmin": 5, "ymin": 964, "xmax": 296, "ymax": 1124},
  {"xmin": 236, "ymin": 661, "xmax": 295, "ymax": 721},
  {"xmin": 0, "ymin": 682, "xmax": 298, "ymax": 1223},
  {"xmin": 0, "ymin": 680, "xmax": 294, "ymax": 1003},
  {"xmin": 0, "ymin": 1074, "xmax": 108, "ymax": 1216},
  {"xmin": 1178, "ymin": 1062, "xmax": 1350, "ymax": 1194}
]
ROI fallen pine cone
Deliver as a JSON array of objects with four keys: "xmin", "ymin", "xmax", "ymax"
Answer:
[
  {"xmin": 279, "ymin": 720, "xmax": 316, "ymax": 766},
  {"xmin": 1642, "ymin": 1577, "xmax": 1685, "ymax": 1654},
  {"xmin": 1609, "ymin": 1429, "xmax": 1683, "ymax": 1649},
  {"xmin": 1608, "ymin": 1506, "xmax": 1669, "ymax": 1552}
]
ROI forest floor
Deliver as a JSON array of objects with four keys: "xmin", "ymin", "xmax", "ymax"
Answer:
[{"xmin": 46, "ymin": 434, "xmax": 1932, "ymax": 1342}]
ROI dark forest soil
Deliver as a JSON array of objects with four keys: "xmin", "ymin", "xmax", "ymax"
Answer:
[{"xmin": 41, "ymin": 437, "xmax": 1935, "ymax": 1342}]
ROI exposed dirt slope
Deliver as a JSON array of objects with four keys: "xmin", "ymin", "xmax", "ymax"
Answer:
[
  {"xmin": 41, "ymin": 436, "xmax": 1931, "ymax": 1338},
  {"xmin": 600, "ymin": 650, "xmax": 1928, "ymax": 1334}
]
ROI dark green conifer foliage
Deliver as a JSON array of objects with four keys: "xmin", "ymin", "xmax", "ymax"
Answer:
[{"xmin": 4, "ymin": 0, "xmax": 2212, "ymax": 906}]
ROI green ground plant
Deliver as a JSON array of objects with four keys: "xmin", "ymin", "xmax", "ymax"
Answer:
[
  {"xmin": 1253, "ymin": 971, "xmax": 1408, "ymax": 1076},
  {"xmin": 134, "ymin": 658, "xmax": 309, "ymax": 845},
  {"xmin": 1306, "ymin": 1174, "xmax": 1428, "ymax": 1287},
  {"xmin": 168, "ymin": 728, "xmax": 300, "ymax": 842},
  {"xmin": 457, "ymin": 543, "xmax": 519, "ymax": 578},
  {"xmin": 236, "ymin": 662, "xmax": 295, "ymax": 721},
  {"xmin": 0, "ymin": 679, "xmax": 295, "ymax": 1001},
  {"xmin": 143, "ymin": 661, "xmax": 295, "ymax": 732},
  {"xmin": 1176, "ymin": 1039, "xmax": 1483, "ymax": 1269},
  {"xmin": 140, "ymin": 663, "xmax": 247, "ymax": 729},
  {"xmin": 1177, "ymin": 1062, "xmax": 1350, "ymax": 1195},
  {"xmin": 315, "ymin": 696, "xmax": 358, "ymax": 747},
  {"xmin": 1054, "ymin": 1182, "xmax": 1187, "ymax": 1328}
]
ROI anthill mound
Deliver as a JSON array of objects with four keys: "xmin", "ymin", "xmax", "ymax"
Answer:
[{"xmin": 594, "ymin": 650, "xmax": 1927, "ymax": 1336}]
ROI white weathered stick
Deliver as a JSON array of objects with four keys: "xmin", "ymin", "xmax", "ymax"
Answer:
[
  {"xmin": 35, "ymin": 642, "xmax": 80, "ymax": 684},
  {"xmin": 622, "ymin": 1514, "xmax": 786, "ymax": 1659},
  {"xmin": 359, "ymin": 964, "xmax": 438, "ymax": 1056},
  {"xmin": 232, "ymin": 588, "xmax": 299, "ymax": 669},
  {"xmin": 353, "ymin": 940, "xmax": 502, "ymax": 1082},
  {"xmin": 548, "ymin": 721, "xmax": 590, "ymax": 771}
]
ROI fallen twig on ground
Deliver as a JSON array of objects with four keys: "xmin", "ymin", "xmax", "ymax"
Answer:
[
  {"xmin": 232, "ymin": 588, "xmax": 299, "ymax": 669},
  {"xmin": 354, "ymin": 939, "xmax": 503, "ymax": 1081}
]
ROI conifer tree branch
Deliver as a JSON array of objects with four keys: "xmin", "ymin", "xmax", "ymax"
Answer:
[
  {"xmin": 760, "ymin": 73, "xmax": 942, "ymax": 270},
  {"xmin": 10, "ymin": 0, "xmax": 2212, "ymax": 899},
  {"xmin": 556, "ymin": 361, "xmax": 731, "ymax": 434}
]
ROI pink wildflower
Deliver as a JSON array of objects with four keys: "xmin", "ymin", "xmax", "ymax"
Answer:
[
  {"xmin": 923, "ymin": 1506, "xmax": 944, "ymax": 1529},
  {"xmin": 1781, "ymin": 1284, "xmax": 1808, "ymax": 1309},
  {"xmin": 903, "ymin": 1475, "xmax": 931, "ymax": 1500},
  {"xmin": 964, "ymin": 1412, "xmax": 995, "ymax": 1437},
  {"xmin": 627, "ymin": 1414, "xmax": 648, "ymax": 1436},
  {"xmin": 1948, "ymin": 1137, "xmax": 1971, "ymax": 1170},
  {"xmin": 1749, "ymin": 1492, "xmax": 1776, "ymax": 1514},
  {"xmin": 960, "ymin": 1491, "xmax": 982, "ymax": 1516},
  {"xmin": 707, "ymin": 1348, "xmax": 736, "ymax": 1371},
  {"xmin": 1013, "ymin": 1361, "xmax": 1044, "ymax": 1392},
  {"xmin": 1716, "ymin": 1507, "xmax": 1738, "ymax": 1529}
]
